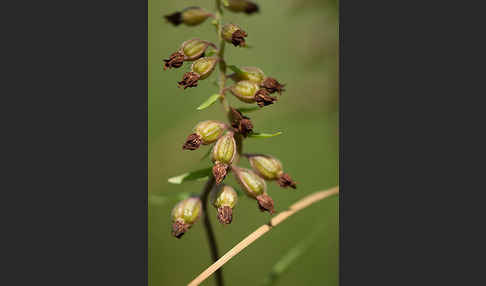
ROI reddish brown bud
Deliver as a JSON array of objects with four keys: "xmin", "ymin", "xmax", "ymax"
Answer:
[
  {"xmin": 163, "ymin": 51, "xmax": 185, "ymax": 70},
  {"xmin": 178, "ymin": 72, "xmax": 200, "ymax": 89},
  {"xmin": 217, "ymin": 206, "xmax": 233, "ymax": 224},
  {"xmin": 212, "ymin": 163, "xmax": 229, "ymax": 184},
  {"xmin": 232, "ymin": 29, "xmax": 248, "ymax": 47},
  {"xmin": 171, "ymin": 220, "xmax": 189, "ymax": 238},
  {"xmin": 277, "ymin": 173, "xmax": 297, "ymax": 189},
  {"xmin": 164, "ymin": 12, "xmax": 182, "ymax": 26},
  {"xmin": 255, "ymin": 89, "xmax": 277, "ymax": 107},
  {"xmin": 230, "ymin": 107, "xmax": 253, "ymax": 137},
  {"xmin": 261, "ymin": 77, "xmax": 285, "ymax": 94},
  {"xmin": 182, "ymin": 133, "xmax": 202, "ymax": 150},
  {"xmin": 226, "ymin": 0, "xmax": 259, "ymax": 15},
  {"xmin": 256, "ymin": 194, "xmax": 275, "ymax": 214}
]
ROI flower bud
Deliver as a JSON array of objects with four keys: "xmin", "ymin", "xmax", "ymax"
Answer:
[
  {"xmin": 261, "ymin": 77, "xmax": 286, "ymax": 94},
  {"xmin": 255, "ymin": 89, "xmax": 277, "ymax": 107},
  {"xmin": 247, "ymin": 154, "xmax": 297, "ymax": 189},
  {"xmin": 183, "ymin": 120, "xmax": 226, "ymax": 150},
  {"xmin": 171, "ymin": 197, "xmax": 202, "ymax": 238},
  {"xmin": 230, "ymin": 80, "xmax": 258, "ymax": 103},
  {"xmin": 222, "ymin": 24, "xmax": 247, "ymax": 47},
  {"xmin": 233, "ymin": 166, "xmax": 274, "ymax": 214},
  {"xmin": 229, "ymin": 66, "xmax": 265, "ymax": 84},
  {"xmin": 212, "ymin": 132, "xmax": 237, "ymax": 184},
  {"xmin": 191, "ymin": 57, "xmax": 218, "ymax": 80},
  {"xmin": 181, "ymin": 39, "xmax": 215, "ymax": 61},
  {"xmin": 210, "ymin": 184, "xmax": 238, "ymax": 224},
  {"xmin": 165, "ymin": 7, "xmax": 213, "ymax": 27},
  {"xmin": 229, "ymin": 107, "xmax": 253, "ymax": 137},
  {"xmin": 226, "ymin": 0, "xmax": 259, "ymax": 15}
]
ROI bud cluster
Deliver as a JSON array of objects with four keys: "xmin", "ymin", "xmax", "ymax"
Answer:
[{"xmin": 165, "ymin": 2, "xmax": 297, "ymax": 239}]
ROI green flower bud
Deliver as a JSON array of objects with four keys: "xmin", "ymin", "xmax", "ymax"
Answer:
[
  {"xmin": 181, "ymin": 39, "xmax": 216, "ymax": 61},
  {"xmin": 226, "ymin": 0, "xmax": 259, "ymax": 15},
  {"xmin": 247, "ymin": 154, "xmax": 283, "ymax": 180},
  {"xmin": 212, "ymin": 132, "xmax": 237, "ymax": 184},
  {"xmin": 233, "ymin": 166, "xmax": 274, "ymax": 214},
  {"xmin": 171, "ymin": 197, "xmax": 202, "ymax": 238},
  {"xmin": 191, "ymin": 57, "xmax": 218, "ymax": 80},
  {"xmin": 229, "ymin": 66, "xmax": 265, "ymax": 84},
  {"xmin": 230, "ymin": 80, "xmax": 258, "ymax": 103},
  {"xmin": 222, "ymin": 23, "xmax": 247, "ymax": 47},
  {"xmin": 247, "ymin": 154, "xmax": 297, "ymax": 189},
  {"xmin": 210, "ymin": 184, "xmax": 238, "ymax": 224},
  {"xmin": 183, "ymin": 120, "xmax": 227, "ymax": 150},
  {"xmin": 165, "ymin": 7, "xmax": 214, "ymax": 27}
]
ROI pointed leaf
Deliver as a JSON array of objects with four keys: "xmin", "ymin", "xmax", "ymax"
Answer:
[
  {"xmin": 197, "ymin": 94, "xmax": 221, "ymax": 110},
  {"xmin": 168, "ymin": 167, "xmax": 212, "ymax": 184},
  {"xmin": 228, "ymin": 65, "xmax": 246, "ymax": 77},
  {"xmin": 248, "ymin": 132, "xmax": 283, "ymax": 139}
]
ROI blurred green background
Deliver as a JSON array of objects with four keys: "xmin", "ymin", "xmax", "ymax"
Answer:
[{"xmin": 149, "ymin": 1, "xmax": 338, "ymax": 285}]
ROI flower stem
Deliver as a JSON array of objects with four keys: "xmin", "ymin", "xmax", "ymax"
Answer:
[{"xmin": 200, "ymin": 174, "xmax": 224, "ymax": 286}]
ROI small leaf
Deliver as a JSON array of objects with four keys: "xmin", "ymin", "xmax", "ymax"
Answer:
[
  {"xmin": 205, "ymin": 49, "xmax": 217, "ymax": 57},
  {"xmin": 237, "ymin": 106, "xmax": 260, "ymax": 113},
  {"xmin": 168, "ymin": 167, "xmax": 212, "ymax": 184},
  {"xmin": 228, "ymin": 65, "xmax": 246, "ymax": 77},
  {"xmin": 197, "ymin": 94, "xmax": 221, "ymax": 110},
  {"xmin": 248, "ymin": 132, "xmax": 283, "ymax": 139}
]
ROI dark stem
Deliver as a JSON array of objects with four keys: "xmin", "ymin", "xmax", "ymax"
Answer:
[{"xmin": 200, "ymin": 175, "xmax": 224, "ymax": 286}]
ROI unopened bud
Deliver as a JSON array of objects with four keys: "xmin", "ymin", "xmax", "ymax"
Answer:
[
  {"xmin": 261, "ymin": 77, "xmax": 286, "ymax": 94},
  {"xmin": 171, "ymin": 197, "xmax": 202, "ymax": 238},
  {"xmin": 191, "ymin": 57, "xmax": 218, "ymax": 80},
  {"xmin": 230, "ymin": 80, "xmax": 258, "ymax": 103},
  {"xmin": 247, "ymin": 154, "xmax": 297, "ymax": 189},
  {"xmin": 229, "ymin": 107, "xmax": 253, "ymax": 137},
  {"xmin": 232, "ymin": 167, "xmax": 273, "ymax": 214},
  {"xmin": 255, "ymin": 89, "xmax": 277, "ymax": 107},
  {"xmin": 181, "ymin": 39, "xmax": 215, "ymax": 61},
  {"xmin": 222, "ymin": 24, "xmax": 247, "ymax": 47},
  {"xmin": 226, "ymin": 0, "xmax": 259, "ymax": 15},
  {"xmin": 210, "ymin": 184, "xmax": 238, "ymax": 224},
  {"xmin": 229, "ymin": 66, "xmax": 265, "ymax": 84},
  {"xmin": 183, "ymin": 120, "xmax": 226, "ymax": 150},
  {"xmin": 212, "ymin": 132, "xmax": 237, "ymax": 184},
  {"xmin": 165, "ymin": 7, "xmax": 213, "ymax": 27},
  {"xmin": 247, "ymin": 154, "xmax": 283, "ymax": 180}
]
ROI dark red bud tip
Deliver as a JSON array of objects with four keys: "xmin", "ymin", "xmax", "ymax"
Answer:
[
  {"xmin": 244, "ymin": 3, "xmax": 259, "ymax": 14},
  {"xmin": 231, "ymin": 29, "xmax": 248, "ymax": 47},
  {"xmin": 230, "ymin": 107, "xmax": 254, "ymax": 137},
  {"xmin": 277, "ymin": 173, "xmax": 297, "ymax": 189},
  {"xmin": 212, "ymin": 163, "xmax": 229, "ymax": 184},
  {"xmin": 165, "ymin": 12, "xmax": 183, "ymax": 26},
  {"xmin": 182, "ymin": 133, "xmax": 202, "ymax": 150},
  {"xmin": 256, "ymin": 194, "xmax": 275, "ymax": 214},
  {"xmin": 261, "ymin": 77, "xmax": 286, "ymax": 94},
  {"xmin": 163, "ymin": 51, "xmax": 185, "ymax": 70},
  {"xmin": 217, "ymin": 206, "xmax": 233, "ymax": 224},
  {"xmin": 255, "ymin": 89, "xmax": 277, "ymax": 107},
  {"xmin": 178, "ymin": 72, "xmax": 200, "ymax": 89},
  {"xmin": 172, "ymin": 220, "xmax": 189, "ymax": 239}
]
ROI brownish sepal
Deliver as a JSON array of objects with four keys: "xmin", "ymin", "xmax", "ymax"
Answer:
[
  {"xmin": 231, "ymin": 29, "xmax": 248, "ymax": 47},
  {"xmin": 178, "ymin": 72, "xmax": 200, "ymax": 89},
  {"xmin": 217, "ymin": 206, "xmax": 233, "ymax": 224},
  {"xmin": 256, "ymin": 194, "xmax": 275, "ymax": 214},
  {"xmin": 172, "ymin": 220, "xmax": 189, "ymax": 239},
  {"xmin": 182, "ymin": 133, "xmax": 202, "ymax": 150},
  {"xmin": 165, "ymin": 12, "xmax": 182, "ymax": 26},
  {"xmin": 230, "ymin": 107, "xmax": 253, "ymax": 137},
  {"xmin": 255, "ymin": 89, "xmax": 277, "ymax": 107},
  {"xmin": 212, "ymin": 163, "xmax": 229, "ymax": 184},
  {"xmin": 245, "ymin": 3, "xmax": 259, "ymax": 14},
  {"xmin": 163, "ymin": 51, "xmax": 184, "ymax": 70},
  {"xmin": 261, "ymin": 77, "xmax": 285, "ymax": 94},
  {"xmin": 277, "ymin": 173, "xmax": 297, "ymax": 189}
]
